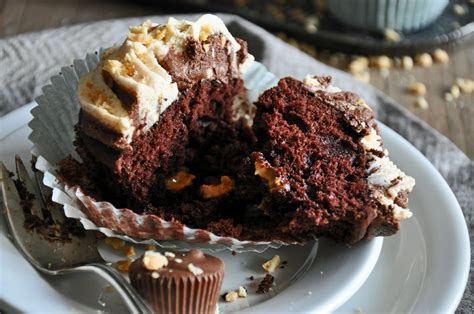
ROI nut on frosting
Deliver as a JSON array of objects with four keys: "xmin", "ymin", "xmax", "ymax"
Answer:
[{"xmin": 77, "ymin": 14, "xmax": 254, "ymax": 146}]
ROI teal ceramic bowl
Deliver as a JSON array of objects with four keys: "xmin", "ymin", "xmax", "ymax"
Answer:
[{"xmin": 327, "ymin": 0, "xmax": 450, "ymax": 33}]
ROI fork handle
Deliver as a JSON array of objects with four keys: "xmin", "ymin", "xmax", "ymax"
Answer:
[{"xmin": 76, "ymin": 263, "xmax": 153, "ymax": 313}]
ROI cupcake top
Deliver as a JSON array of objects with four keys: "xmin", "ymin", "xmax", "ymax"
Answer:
[
  {"xmin": 303, "ymin": 75, "xmax": 415, "ymax": 220},
  {"xmin": 129, "ymin": 249, "xmax": 224, "ymax": 279},
  {"xmin": 77, "ymin": 15, "xmax": 254, "ymax": 149}
]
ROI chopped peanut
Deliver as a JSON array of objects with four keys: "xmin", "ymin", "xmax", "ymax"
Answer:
[
  {"xmin": 123, "ymin": 246, "xmax": 136, "ymax": 258},
  {"xmin": 415, "ymin": 97, "xmax": 429, "ymax": 110},
  {"xmin": 115, "ymin": 260, "xmax": 132, "ymax": 273},
  {"xmin": 225, "ymin": 291, "xmax": 239, "ymax": 302},
  {"xmin": 384, "ymin": 28, "xmax": 401, "ymax": 42},
  {"xmin": 255, "ymin": 161, "xmax": 289, "ymax": 192},
  {"xmin": 105, "ymin": 237, "xmax": 125, "ymax": 250},
  {"xmin": 200, "ymin": 176, "xmax": 234, "ymax": 199},
  {"xmin": 415, "ymin": 53, "xmax": 433, "ymax": 68},
  {"xmin": 262, "ymin": 255, "xmax": 281, "ymax": 273},
  {"xmin": 238, "ymin": 286, "xmax": 248, "ymax": 298},
  {"xmin": 456, "ymin": 78, "xmax": 474, "ymax": 94},
  {"xmin": 407, "ymin": 82, "xmax": 427, "ymax": 96},
  {"xmin": 432, "ymin": 49, "xmax": 449, "ymax": 64},
  {"xmin": 401, "ymin": 56, "xmax": 414, "ymax": 70},
  {"xmin": 143, "ymin": 251, "xmax": 168, "ymax": 271},
  {"xmin": 165, "ymin": 171, "xmax": 195, "ymax": 191}
]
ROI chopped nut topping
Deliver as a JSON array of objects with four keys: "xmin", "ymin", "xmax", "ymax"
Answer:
[
  {"xmin": 415, "ymin": 97, "xmax": 429, "ymax": 110},
  {"xmin": 187, "ymin": 263, "xmax": 204, "ymax": 275},
  {"xmin": 456, "ymin": 78, "xmax": 474, "ymax": 94},
  {"xmin": 143, "ymin": 251, "xmax": 168, "ymax": 271},
  {"xmin": 165, "ymin": 171, "xmax": 195, "ymax": 191},
  {"xmin": 255, "ymin": 161, "xmax": 289, "ymax": 192},
  {"xmin": 124, "ymin": 246, "xmax": 136, "ymax": 258},
  {"xmin": 151, "ymin": 272, "xmax": 160, "ymax": 279},
  {"xmin": 432, "ymin": 49, "xmax": 449, "ymax": 64},
  {"xmin": 370, "ymin": 56, "xmax": 392, "ymax": 69},
  {"xmin": 262, "ymin": 255, "xmax": 281, "ymax": 273},
  {"xmin": 105, "ymin": 237, "xmax": 125, "ymax": 250},
  {"xmin": 224, "ymin": 291, "xmax": 239, "ymax": 302},
  {"xmin": 445, "ymin": 92, "xmax": 455, "ymax": 102},
  {"xmin": 384, "ymin": 28, "xmax": 401, "ymax": 42},
  {"xmin": 401, "ymin": 56, "xmax": 414, "ymax": 70},
  {"xmin": 164, "ymin": 252, "xmax": 176, "ymax": 258},
  {"xmin": 175, "ymin": 258, "xmax": 183, "ymax": 263},
  {"xmin": 115, "ymin": 260, "xmax": 132, "ymax": 273},
  {"xmin": 450, "ymin": 85, "xmax": 461, "ymax": 99},
  {"xmin": 200, "ymin": 176, "xmax": 234, "ymax": 199},
  {"xmin": 238, "ymin": 286, "xmax": 248, "ymax": 298},
  {"xmin": 407, "ymin": 82, "xmax": 427, "ymax": 96},
  {"xmin": 415, "ymin": 53, "xmax": 433, "ymax": 68},
  {"xmin": 348, "ymin": 57, "xmax": 369, "ymax": 74}
]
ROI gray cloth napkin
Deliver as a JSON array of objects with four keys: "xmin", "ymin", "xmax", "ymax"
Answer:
[{"xmin": 0, "ymin": 13, "xmax": 472, "ymax": 312}]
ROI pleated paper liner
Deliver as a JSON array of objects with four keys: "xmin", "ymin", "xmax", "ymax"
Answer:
[{"xmin": 29, "ymin": 51, "xmax": 296, "ymax": 252}]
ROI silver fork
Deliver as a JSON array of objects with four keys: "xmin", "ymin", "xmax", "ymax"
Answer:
[{"xmin": 0, "ymin": 156, "xmax": 152, "ymax": 313}]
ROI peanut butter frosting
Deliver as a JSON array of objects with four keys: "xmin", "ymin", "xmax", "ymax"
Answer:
[{"xmin": 77, "ymin": 15, "xmax": 254, "ymax": 147}]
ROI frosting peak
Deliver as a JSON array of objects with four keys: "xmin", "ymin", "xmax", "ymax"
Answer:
[{"xmin": 77, "ymin": 15, "xmax": 253, "ymax": 149}]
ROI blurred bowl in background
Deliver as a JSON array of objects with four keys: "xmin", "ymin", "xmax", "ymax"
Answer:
[{"xmin": 327, "ymin": 0, "xmax": 449, "ymax": 33}]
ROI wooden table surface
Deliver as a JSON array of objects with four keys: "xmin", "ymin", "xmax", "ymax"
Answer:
[{"xmin": 1, "ymin": 0, "xmax": 473, "ymax": 158}]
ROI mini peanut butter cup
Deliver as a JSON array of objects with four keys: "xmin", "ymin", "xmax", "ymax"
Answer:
[{"xmin": 129, "ymin": 249, "xmax": 224, "ymax": 314}]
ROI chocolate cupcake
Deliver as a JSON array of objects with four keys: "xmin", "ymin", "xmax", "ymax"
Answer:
[{"xmin": 129, "ymin": 249, "xmax": 224, "ymax": 314}]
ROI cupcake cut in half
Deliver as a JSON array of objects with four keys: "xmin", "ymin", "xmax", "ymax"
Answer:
[{"xmin": 58, "ymin": 15, "xmax": 415, "ymax": 245}]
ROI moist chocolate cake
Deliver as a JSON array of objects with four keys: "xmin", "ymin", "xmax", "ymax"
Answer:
[{"xmin": 60, "ymin": 15, "xmax": 415, "ymax": 245}]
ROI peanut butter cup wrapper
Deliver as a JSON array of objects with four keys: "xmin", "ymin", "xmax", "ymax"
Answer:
[
  {"xmin": 30, "ymin": 51, "xmax": 294, "ymax": 252},
  {"xmin": 129, "ymin": 267, "xmax": 223, "ymax": 314}
]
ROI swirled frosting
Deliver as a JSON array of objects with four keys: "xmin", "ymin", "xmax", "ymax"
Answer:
[{"xmin": 77, "ymin": 15, "xmax": 254, "ymax": 147}]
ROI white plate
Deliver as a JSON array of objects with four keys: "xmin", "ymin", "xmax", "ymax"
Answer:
[
  {"xmin": 1, "ymin": 103, "xmax": 469, "ymax": 313},
  {"xmin": 0, "ymin": 103, "xmax": 382, "ymax": 313}
]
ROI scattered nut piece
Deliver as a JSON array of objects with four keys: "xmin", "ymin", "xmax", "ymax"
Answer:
[
  {"xmin": 200, "ymin": 176, "xmax": 234, "ymax": 199},
  {"xmin": 164, "ymin": 252, "xmax": 176, "ymax": 258},
  {"xmin": 415, "ymin": 53, "xmax": 433, "ymax": 68},
  {"xmin": 143, "ymin": 251, "xmax": 168, "ymax": 271},
  {"xmin": 415, "ymin": 97, "xmax": 429, "ymax": 110},
  {"xmin": 401, "ymin": 56, "xmax": 414, "ymax": 70},
  {"xmin": 151, "ymin": 272, "xmax": 160, "ymax": 279},
  {"xmin": 187, "ymin": 263, "xmax": 204, "ymax": 275},
  {"xmin": 174, "ymin": 258, "xmax": 183, "ymax": 263},
  {"xmin": 124, "ymin": 246, "xmax": 136, "ymax": 258},
  {"xmin": 144, "ymin": 244, "xmax": 157, "ymax": 251},
  {"xmin": 225, "ymin": 291, "xmax": 239, "ymax": 302},
  {"xmin": 115, "ymin": 260, "xmax": 132, "ymax": 273},
  {"xmin": 453, "ymin": 4, "xmax": 467, "ymax": 15},
  {"xmin": 445, "ymin": 92, "xmax": 454, "ymax": 102},
  {"xmin": 348, "ymin": 57, "xmax": 369, "ymax": 74},
  {"xmin": 238, "ymin": 286, "xmax": 248, "ymax": 298},
  {"xmin": 456, "ymin": 78, "xmax": 474, "ymax": 94},
  {"xmin": 165, "ymin": 171, "xmax": 195, "ymax": 191},
  {"xmin": 384, "ymin": 28, "xmax": 402, "ymax": 42},
  {"xmin": 407, "ymin": 82, "xmax": 427, "ymax": 96},
  {"xmin": 105, "ymin": 237, "xmax": 125, "ymax": 250},
  {"xmin": 262, "ymin": 255, "xmax": 281, "ymax": 273},
  {"xmin": 432, "ymin": 49, "xmax": 449, "ymax": 64},
  {"xmin": 450, "ymin": 85, "xmax": 461, "ymax": 99},
  {"xmin": 370, "ymin": 55, "xmax": 392, "ymax": 69}
]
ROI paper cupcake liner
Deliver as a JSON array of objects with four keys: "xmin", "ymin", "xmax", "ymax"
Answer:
[
  {"xmin": 327, "ymin": 0, "xmax": 449, "ymax": 33},
  {"xmin": 29, "ymin": 51, "xmax": 292, "ymax": 252}
]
